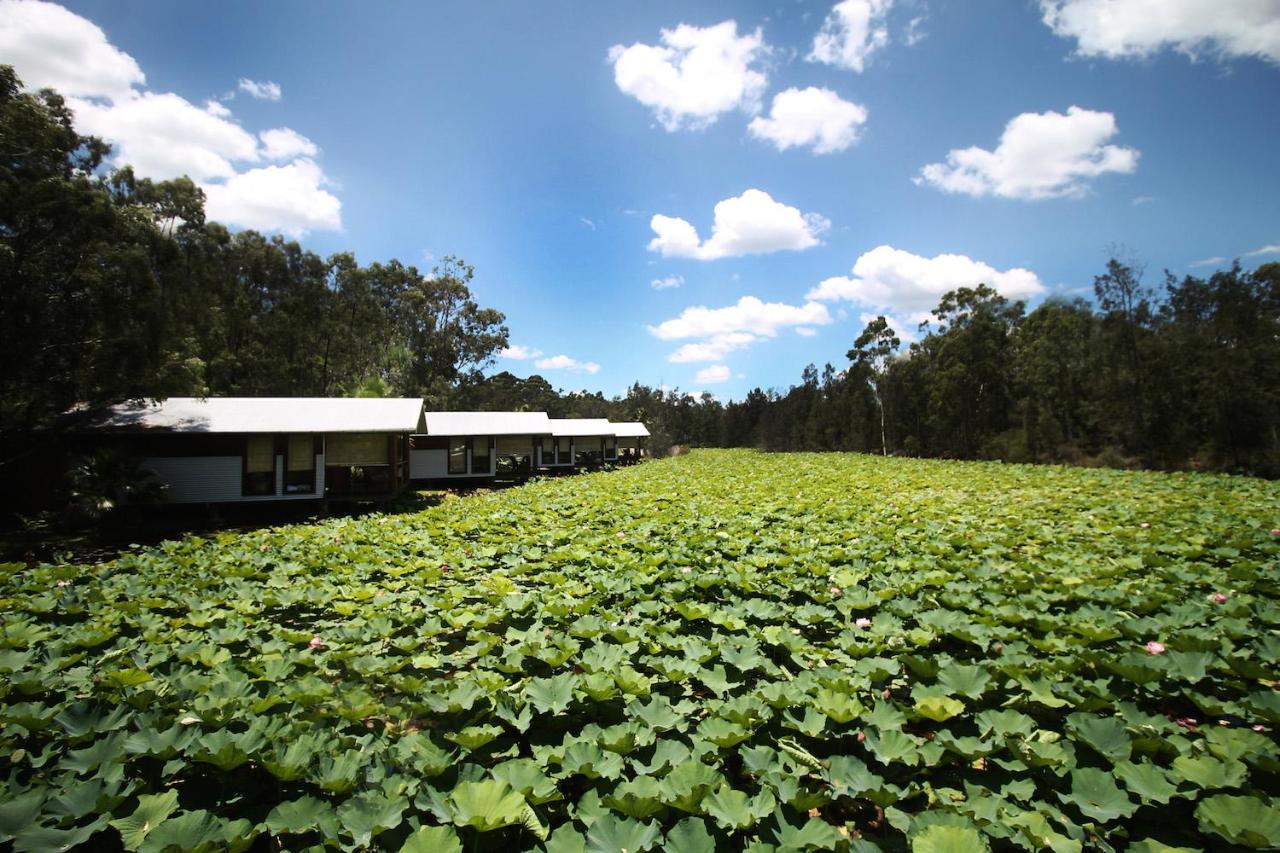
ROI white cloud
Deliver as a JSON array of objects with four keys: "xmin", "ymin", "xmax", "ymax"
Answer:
[
  {"xmin": 748, "ymin": 87, "xmax": 868, "ymax": 154},
  {"xmin": 0, "ymin": 0, "xmax": 144, "ymax": 102},
  {"xmin": 795, "ymin": 326, "xmax": 818, "ymax": 337},
  {"xmin": 651, "ymin": 275, "xmax": 684, "ymax": 290},
  {"xmin": 916, "ymin": 106, "xmax": 1139, "ymax": 200},
  {"xmin": 1040, "ymin": 0, "xmax": 1280, "ymax": 64},
  {"xmin": 535, "ymin": 354, "xmax": 601, "ymax": 374},
  {"xmin": 1246, "ymin": 243, "xmax": 1280, "ymax": 257},
  {"xmin": 695, "ymin": 364, "xmax": 732, "ymax": 384},
  {"xmin": 608, "ymin": 20, "xmax": 768, "ymax": 131},
  {"xmin": 580, "ymin": 217, "xmax": 597, "ymax": 230},
  {"xmin": 238, "ymin": 78, "xmax": 282, "ymax": 100},
  {"xmin": 651, "ymin": 295, "xmax": 833, "ymax": 362},
  {"xmin": 259, "ymin": 127, "xmax": 317, "ymax": 160},
  {"xmin": 807, "ymin": 245, "xmax": 1046, "ymax": 315},
  {"xmin": 905, "ymin": 15, "xmax": 928, "ymax": 46},
  {"xmin": 0, "ymin": 0, "xmax": 342, "ymax": 236},
  {"xmin": 1189, "ymin": 256, "xmax": 1227, "ymax": 268},
  {"xmin": 649, "ymin": 189, "xmax": 830, "ymax": 260},
  {"xmin": 203, "ymin": 160, "xmax": 341, "ymax": 237},
  {"xmin": 500, "ymin": 345, "xmax": 544, "ymax": 360},
  {"xmin": 808, "ymin": 0, "xmax": 893, "ymax": 72},
  {"xmin": 70, "ymin": 92, "xmax": 259, "ymax": 181}
]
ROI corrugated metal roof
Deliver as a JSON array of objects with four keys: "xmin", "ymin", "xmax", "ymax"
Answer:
[
  {"xmin": 423, "ymin": 411, "xmax": 552, "ymax": 436},
  {"xmin": 610, "ymin": 422, "xmax": 650, "ymax": 437},
  {"xmin": 549, "ymin": 418, "xmax": 615, "ymax": 437},
  {"xmin": 90, "ymin": 397, "xmax": 426, "ymax": 434}
]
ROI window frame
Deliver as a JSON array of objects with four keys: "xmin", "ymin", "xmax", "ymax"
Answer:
[
  {"xmin": 448, "ymin": 438, "xmax": 468, "ymax": 475},
  {"xmin": 242, "ymin": 434, "xmax": 276, "ymax": 497}
]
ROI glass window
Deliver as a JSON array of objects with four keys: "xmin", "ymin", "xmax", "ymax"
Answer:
[
  {"xmin": 543, "ymin": 438, "xmax": 557, "ymax": 465},
  {"xmin": 285, "ymin": 434, "xmax": 315, "ymax": 493},
  {"xmin": 472, "ymin": 436, "xmax": 491, "ymax": 474},
  {"xmin": 243, "ymin": 435, "xmax": 275, "ymax": 495},
  {"xmin": 448, "ymin": 438, "xmax": 468, "ymax": 474}
]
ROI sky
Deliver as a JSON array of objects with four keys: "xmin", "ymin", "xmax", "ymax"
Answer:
[{"xmin": 3, "ymin": 0, "xmax": 1279, "ymax": 401}]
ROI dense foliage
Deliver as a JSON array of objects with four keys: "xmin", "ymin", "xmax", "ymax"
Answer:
[
  {"xmin": 1, "ymin": 450, "xmax": 1278, "ymax": 851},
  {"xmin": 543, "ymin": 269, "xmax": 1279, "ymax": 477},
  {"xmin": 0, "ymin": 66, "xmax": 508, "ymax": 436}
]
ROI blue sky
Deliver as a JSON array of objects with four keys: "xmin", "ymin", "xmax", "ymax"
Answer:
[{"xmin": 4, "ymin": 0, "xmax": 1279, "ymax": 400}]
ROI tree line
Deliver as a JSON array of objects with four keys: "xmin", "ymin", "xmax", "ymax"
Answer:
[
  {"xmin": 0, "ymin": 66, "xmax": 508, "ymax": 437},
  {"xmin": 3, "ymin": 65, "xmax": 1278, "ymax": 480}
]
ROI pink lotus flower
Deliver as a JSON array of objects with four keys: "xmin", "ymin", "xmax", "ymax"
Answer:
[
  {"xmin": 1145, "ymin": 641, "xmax": 1166, "ymax": 655},
  {"xmin": 830, "ymin": 586, "xmax": 842, "ymax": 596},
  {"xmin": 56, "ymin": 579, "xmax": 71, "ymax": 588},
  {"xmin": 1211, "ymin": 592, "xmax": 1228, "ymax": 604},
  {"xmin": 1254, "ymin": 724, "xmax": 1267, "ymax": 732},
  {"xmin": 1176, "ymin": 716, "xmax": 1198, "ymax": 730},
  {"xmin": 855, "ymin": 617, "xmax": 872, "ymax": 629},
  {"xmin": 680, "ymin": 567, "xmax": 692, "ymax": 574},
  {"xmin": 1140, "ymin": 522, "xmax": 1151, "ymax": 529},
  {"xmin": 1271, "ymin": 528, "xmax": 1280, "ymax": 537},
  {"xmin": 309, "ymin": 636, "xmax": 325, "ymax": 650}
]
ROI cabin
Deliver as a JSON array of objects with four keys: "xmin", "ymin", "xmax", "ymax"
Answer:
[
  {"xmin": 541, "ymin": 419, "xmax": 617, "ymax": 470},
  {"xmin": 410, "ymin": 411, "xmax": 552, "ymax": 482},
  {"xmin": 81, "ymin": 397, "xmax": 426, "ymax": 503},
  {"xmin": 611, "ymin": 422, "xmax": 650, "ymax": 463}
]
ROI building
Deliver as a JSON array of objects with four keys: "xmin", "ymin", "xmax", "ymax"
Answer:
[
  {"xmin": 82, "ymin": 397, "xmax": 426, "ymax": 503},
  {"xmin": 542, "ymin": 418, "xmax": 617, "ymax": 469},
  {"xmin": 410, "ymin": 411, "xmax": 552, "ymax": 482},
  {"xmin": 611, "ymin": 422, "xmax": 650, "ymax": 462}
]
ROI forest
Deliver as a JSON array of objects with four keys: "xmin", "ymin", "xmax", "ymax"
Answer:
[{"xmin": 3, "ymin": 64, "xmax": 1279, "ymax": 480}]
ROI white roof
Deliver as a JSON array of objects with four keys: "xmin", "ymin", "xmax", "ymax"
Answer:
[
  {"xmin": 549, "ymin": 418, "xmax": 615, "ymax": 438},
  {"xmin": 91, "ymin": 397, "xmax": 426, "ymax": 434},
  {"xmin": 611, "ymin": 422, "xmax": 650, "ymax": 438},
  {"xmin": 423, "ymin": 411, "xmax": 552, "ymax": 436}
]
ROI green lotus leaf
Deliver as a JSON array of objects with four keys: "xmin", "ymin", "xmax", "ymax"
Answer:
[
  {"xmin": 1065, "ymin": 713, "xmax": 1132, "ymax": 763},
  {"xmin": 336, "ymin": 792, "xmax": 408, "ymax": 847},
  {"xmin": 1112, "ymin": 760, "xmax": 1178, "ymax": 804},
  {"xmin": 445, "ymin": 724, "xmax": 504, "ymax": 751},
  {"xmin": 526, "ymin": 673, "xmax": 578, "ymax": 715},
  {"xmin": 813, "ymin": 688, "xmax": 865, "ymax": 724},
  {"xmin": 1195, "ymin": 795, "xmax": 1280, "ymax": 848},
  {"xmin": 912, "ymin": 824, "xmax": 989, "ymax": 852},
  {"xmin": 701, "ymin": 785, "xmax": 774, "ymax": 830},
  {"xmin": 1057, "ymin": 768, "xmax": 1138, "ymax": 822},
  {"xmin": 1172, "ymin": 755, "xmax": 1247, "ymax": 790},
  {"xmin": 401, "ymin": 825, "xmax": 463, "ymax": 853},
  {"xmin": 264, "ymin": 796, "xmax": 339, "ymax": 837},
  {"xmin": 137, "ymin": 810, "xmax": 254, "ymax": 853},
  {"xmin": 584, "ymin": 813, "xmax": 661, "ymax": 852},
  {"xmin": 914, "ymin": 696, "xmax": 965, "ymax": 722},
  {"xmin": 109, "ymin": 790, "xmax": 180, "ymax": 851},
  {"xmin": 663, "ymin": 817, "xmax": 716, "ymax": 853},
  {"xmin": 604, "ymin": 775, "xmax": 665, "ymax": 820},
  {"xmin": 449, "ymin": 779, "xmax": 528, "ymax": 832},
  {"xmin": 936, "ymin": 664, "xmax": 991, "ymax": 699}
]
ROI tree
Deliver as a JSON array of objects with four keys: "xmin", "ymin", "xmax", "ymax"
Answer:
[{"xmin": 848, "ymin": 316, "xmax": 900, "ymax": 455}]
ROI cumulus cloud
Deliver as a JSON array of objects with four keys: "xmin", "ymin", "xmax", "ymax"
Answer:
[
  {"xmin": 651, "ymin": 295, "xmax": 833, "ymax": 363},
  {"xmin": 808, "ymin": 0, "xmax": 893, "ymax": 72},
  {"xmin": 70, "ymin": 92, "xmax": 259, "ymax": 181},
  {"xmin": 238, "ymin": 78, "xmax": 282, "ymax": 100},
  {"xmin": 807, "ymin": 245, "xmax": 1046, "ymax": 315},
  {"xmin": 649, "ymin": 189, "xmax": 830, "ymax": 260},
  {"xmin": 0, "ymin": 0, "xmax": 341, "ymax": 236},
  {"xmin": 651, "ymin": 275, "xmax": 684, "ymax": 290},
  {"xmin": 0, "ymin": 0, "xmax": 143, "ymax": 102},
  {"xmin": 203, "ymin": 160, "xmax": 341, "ymax": 237},
  {"xmin": 535, "ymin": 354, "xmax": 601, "ymax": 374},
  {"xmin": 500, "ymin": 344, "xmax": 544, "ymax": 360},
  {"xmin": 695, "ymin": 364, "xmax": 731, "ymax": 384},
  {"xmin": 609, "ymin": 20, "xmax": 768, "ymax": 131},
  {"xmin": 795, "ymin": 326, "xmax": 818, "ymax": 337},
  {"xmin": 259, "ymin": 127, "xmax": 318, "ymax": 161},
  {"xmin": 1040, "ymin": 0, "xmax": 1280, "ymax": 64},
  {"xmin": 916, "ymin": 106, "xmax": 1139, "ymax": 200},
  {"xmin": 748, "ymin": 87, "xmax": 868, "ymax": 154}
]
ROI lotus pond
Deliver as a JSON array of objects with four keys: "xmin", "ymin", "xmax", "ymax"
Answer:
[{"xmin": 1, "ymin": 449, "xmax": 1279, "ymax": 851}]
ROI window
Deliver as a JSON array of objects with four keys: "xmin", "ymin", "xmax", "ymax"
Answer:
[
  {"xmin": 543, "ymin": 438, "xmax": 557, "ymax": 465},
  {"xmin": 448, "ymin": 438, "xmax": 468, "ymax": 474},
  {"xmin": 243, "ymin": 435, "xmax": 275, "ymax": 496},
  {"xmin": 285, "ymin": 434, "xmax": 315, "ymax": 493},
  {"xmin": 605, "ymin": 437, "xmax": 618, "ymax": 459},
  {"xmin": 472, "ymin": 436, "xmax": 491, "ymax": 474},
  {"xmin": 558, "ymin": 440, "xmax": 571, "ymax": 465}
]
